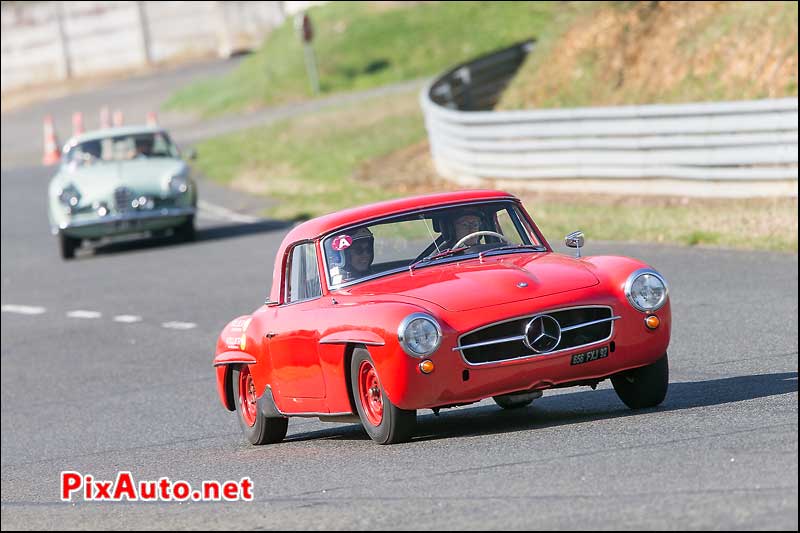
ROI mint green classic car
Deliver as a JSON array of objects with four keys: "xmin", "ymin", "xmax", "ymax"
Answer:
[{"xmin": 48, "ymin": 126, "xmax": 197, "ymax": 259}]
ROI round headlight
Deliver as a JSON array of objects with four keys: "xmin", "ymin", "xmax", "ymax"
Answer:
[
  {"xmin": 398, "ymin": 313, "xmax": 442, "ymax": 357},
  {"xmin": 58, "ymin": 184, "xmax": 81, "ymax": 208},
  {"xmin": 168, "ymin": 174, "xmax": 189, "ymax": 195},
  {"xmin": 625, "ymin": 269, "xmax": 668, "ymax": 312}
]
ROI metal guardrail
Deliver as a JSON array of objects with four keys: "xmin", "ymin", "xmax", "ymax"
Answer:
[{"xmin": 420, "ymin": 40, "xmax": 799, "ymax": 183}]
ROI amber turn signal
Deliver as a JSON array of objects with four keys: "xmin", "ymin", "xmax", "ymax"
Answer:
[
  {"xmin": 645, "ymin": 315, "xmax": 660, "ymax": 329},
  {"xmin": 419, "ymin": 360, "xmax": 435, "ymax": 374}
]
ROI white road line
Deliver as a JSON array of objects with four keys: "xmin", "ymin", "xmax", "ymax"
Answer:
[
  {"xmin": 1, "ymin": 304, "xmax": 46, "ymax": 315},
  {"xmin": 162, "ymin": 321, "xmax": 197, "ymax": 330},
  {"xmin": 197, "ymin": 200, "xmax": 261, "ymax": 224},
  {"xmin": 66, "ymin": 310, "xmax": 102, "ymax": 319},
  {"xmin": 114, "ymin": 315, "xmax": 142, "ymax": 323}
]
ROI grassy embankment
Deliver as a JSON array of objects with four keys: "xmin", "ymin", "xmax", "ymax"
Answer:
[
  {"xmin": 179, "ymin": 1, "xmax": 797, "ymax": 252},
  {"xmin": 166, "ymin": 1, "xmax": 557, "ymax": 116}
]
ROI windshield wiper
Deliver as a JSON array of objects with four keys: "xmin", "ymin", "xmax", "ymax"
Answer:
[
  {"xmin": 409, "ymin": 246, "xmax": 469, "ymax": 273},
  {"xmin": 478, "ymin": 244, "xmax": 547, "ymax": 260}
]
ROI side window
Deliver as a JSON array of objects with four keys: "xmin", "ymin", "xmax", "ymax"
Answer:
[{"xmin": 285, "ymin": 243, "xmax": 321, "ymax": 303}]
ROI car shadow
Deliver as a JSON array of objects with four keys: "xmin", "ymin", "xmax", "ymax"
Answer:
[
  {"xmin": 282, "ymin": 371, "xmax": 798, "ymax": 444},
  {"xmin": 84, "ymin": 219, "xmax": 293, "ymax": 258}
]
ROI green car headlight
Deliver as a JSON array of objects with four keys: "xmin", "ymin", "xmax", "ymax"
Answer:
[
  {"xmin": 167, "ymin": 173, "xmax": 189, "ymax": 195},
  {"xmin": 58, "ymin": 184, "xmax": 81, "ymax": 209}
]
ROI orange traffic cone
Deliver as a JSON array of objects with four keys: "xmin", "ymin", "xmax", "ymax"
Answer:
[
  {"xmin": 42, "ymin": 115, "xmax": 61, "ymax": 166},
  {"xmin": 112, "ymin": 110, "xmax": 124, "ymax": 127},
  {"xmin": 72, "ymin": 111, "xmax": 84, "ymax": 137},
  {"xmin": 146, "ymin": 111, "xmax": 158, "ymax": 126},
  {"xmin": 100, "ymin": 106, "xmax": 110, "ymax": 129}
]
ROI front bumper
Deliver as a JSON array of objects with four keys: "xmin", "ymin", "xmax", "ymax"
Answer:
[
  {"xmin": 53, "ymin": 207, "xmax": 196, "ymax": 239},
  {"xmin": 380, "ymin": 299, "xmax": 672, "ymax": 411}
]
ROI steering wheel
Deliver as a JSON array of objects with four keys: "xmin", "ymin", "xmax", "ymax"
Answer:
[{"xmin": 453, "ymin": 231, "xmax": 510, "ymax": 249}]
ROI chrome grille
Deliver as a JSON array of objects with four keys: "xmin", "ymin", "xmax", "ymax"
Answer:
[
  {"xmin": 114, "ymin": 187, "xmax": 134, "ymax": 212},
  {"xmin": 456, "ymin": 306, "xmax": 617, "ymax": 365}
]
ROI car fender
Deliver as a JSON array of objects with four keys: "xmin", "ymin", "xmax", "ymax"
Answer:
[
  {"xmin": 580, "ymin": 255, "xmax": 656, "ymax": 293},
  {"xmin": 213, "ymin": 315, "xmax": 258, "ymax": 411},
  {"xmin": 581, "ymin": 254, "xmax": 672, "ymax": 339},
  {"xmin": 326, "ymin": 300, "xmax": 455, "ymax": 409},
  {"xmin": 306, "ymin": 300, "xmax": 445, "ymax": 412}
]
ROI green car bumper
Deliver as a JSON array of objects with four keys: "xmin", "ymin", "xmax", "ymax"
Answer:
[{"xmin": 53, "ymin": 207, "xmax": 196, "ymax": 240}]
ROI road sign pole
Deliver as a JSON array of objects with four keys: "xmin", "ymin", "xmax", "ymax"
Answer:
[
  {"xmin": 304, "ymin": 42, "xmax": 320, "ymax": 95},
  {"xmin": 296, "ymin": 12, "xmax": 319, "ymax": 95}
]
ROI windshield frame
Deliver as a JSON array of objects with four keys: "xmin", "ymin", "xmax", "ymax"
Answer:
[{"xmin": 319, "ymin": 199, "xmax": 548, "ymax": 291}]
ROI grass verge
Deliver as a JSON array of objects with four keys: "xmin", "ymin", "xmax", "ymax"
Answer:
[{"xmin": 193, "ymin": 90, "xmax": 427, "ymax": 220}]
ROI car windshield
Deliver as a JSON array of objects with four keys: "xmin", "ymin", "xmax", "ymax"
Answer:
[
  {"xmin": 64, "ymin": 132, "xmax": 179, "ymax": 168},
  {"xmin": 322, "ymin": 201, "xmax": 544, "ymax": 288}
]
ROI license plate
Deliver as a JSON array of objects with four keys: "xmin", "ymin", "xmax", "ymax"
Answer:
[{"xmin": 570, "ymin": 345, "xmax": 609, "ymax": 365}]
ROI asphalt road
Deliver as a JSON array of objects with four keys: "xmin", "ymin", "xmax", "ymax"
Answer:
[{"xmin": 1, "ymin": 61, "xmax": 798, "ymax": 530}]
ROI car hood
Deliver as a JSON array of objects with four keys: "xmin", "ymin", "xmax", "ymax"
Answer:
[
  {"xmin": 56, "ymin": 159, "xmax": 185, "ymax": 198},
  {"xmin": 344, "ymin": 252, "xmax": 600, "ymax": 312}
]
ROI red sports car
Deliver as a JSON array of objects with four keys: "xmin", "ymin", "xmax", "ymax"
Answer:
[{"xmin": 213, "ymin": 190, "xmax": 671, "ymax": 445}]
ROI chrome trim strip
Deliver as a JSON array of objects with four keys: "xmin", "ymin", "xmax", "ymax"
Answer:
[
  {"xmin": 319, "ymin": 339, "xmax": 385, "ymax": 346},
  {"xmin": 452, "ymin": 335, "xmax": 525, "ymax": 352},
  {"xmin": 560, "ymin": 315, "xmax": 621, "ymax": 332},
  {"xmin": 454, "ymin": 305, "xmax": 617, "ymax": 367},
  {"xmin": 58, "ymin": 206, "xmax": 196, "ymax": 230}
]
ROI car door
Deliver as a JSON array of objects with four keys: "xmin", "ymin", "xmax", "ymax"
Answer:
[{"xmin": 269, "ymin": 241, "xmax": 326, "ymax": 399}]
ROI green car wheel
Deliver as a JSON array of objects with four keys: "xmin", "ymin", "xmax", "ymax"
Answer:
[{"xmin": 59, "ymin": 233, "xmax": 80, "ymax": 260}]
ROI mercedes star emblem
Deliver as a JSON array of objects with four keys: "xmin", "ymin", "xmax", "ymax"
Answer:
[{"xmin": 523, "ymin": 314, "xmax": 561, "ymax": 353}]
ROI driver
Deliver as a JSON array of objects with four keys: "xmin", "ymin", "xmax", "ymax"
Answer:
[
  {"xmin": 134, "ymin": 138, "xmax": 153, "ymax": 157},
  {"xmin": 342, "ymin": 227, "xmax": 375, "ymax": 281},
  {"xmin": 449, "ymin": 210, "xmax": 485, "ymax": 248}
]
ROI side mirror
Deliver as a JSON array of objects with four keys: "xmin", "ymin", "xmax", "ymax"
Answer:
[
  {"xmin": 564, "ymin": 230, "xmax": 585, "ymax": 258},
  {"xmin": 185, "ymin": 148, "xmax": 197, "ymax": 161}
]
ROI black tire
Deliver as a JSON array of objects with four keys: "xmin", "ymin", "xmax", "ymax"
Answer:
[
  {"xmin": 611, "ymin": 353, "xmax": 669, "ymax": 409},
  {"xmin": 351, "ymin": 348, "xmax": 416, "ymax": 444},
  {"xmin": 232, "ymin": 366, "xmax": 288, "ymax": 445},
  {"xmin": 174, "ymin": 215, "xmax": 196, "ymax": 242},
  {"xmin": 59, "ymin": 233, "xmax": 80, "ymax": 260},
  {"xmin": 493, "ymin": 390, "xmax": 542, "ymax": 410}
]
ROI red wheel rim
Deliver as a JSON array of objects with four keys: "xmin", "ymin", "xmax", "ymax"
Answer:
[
  {"xmin": 357, "ymin": 360, "xmax": 384, "ymax": 426},
  {"xmin": 238, "ymin": 366, "xmax": 258, "ymax": 427}
]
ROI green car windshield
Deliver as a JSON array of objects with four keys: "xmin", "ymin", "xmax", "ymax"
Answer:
[{"xmin": 65, "ymin": 132, "xmax": 180, "ymax": 167}]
